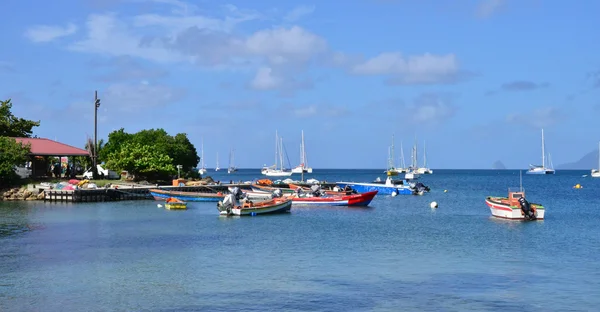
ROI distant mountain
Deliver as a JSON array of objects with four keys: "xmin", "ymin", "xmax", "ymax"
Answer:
[
  {"xmin": 557, "ymin": 149, "xmax": 599, "ymax": 169},
  {"xmin": 492, "ymin": 160, "xmax": 506, "ymax": 169}
]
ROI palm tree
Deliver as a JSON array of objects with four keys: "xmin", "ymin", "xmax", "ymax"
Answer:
[{"xmin": 85, "ymin": 137, "xmax": 105, "ymax": 164}]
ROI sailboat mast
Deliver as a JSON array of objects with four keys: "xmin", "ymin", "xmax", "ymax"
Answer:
[
  {"xmin": 275, "ymin": 130, "xmax": 279, "ymax": 167},
  {"xmin": 423, "ymin": 140, "xmax": 427, "ymax": 167},
  {"xmin": 400, "ymin": 141, "xmax": 405, "ymax": 168},
  {"xmin": 541, "ymin": 128, "xmax": 545, "ymax": 168},
  {"xmin": 201, "ymin": 138, "xmax": 204, "ymax": 168},
  {"xmin": 301, "ymin": 130, "xmax": 305, "ymax": 165}
]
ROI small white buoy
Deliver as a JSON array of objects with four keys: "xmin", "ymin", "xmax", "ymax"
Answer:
[
  {"xmin": 391, "ymin": 190, "xmax": 398, "ymax": 197},
  {"xmin": 157, "ymin": 204, "xmax": 163, "ymax": 208},
  {"xmin": 430, "ymin": 201, "xmax": 438, "ymax": 209},
  {"xmin": 444, "ymin": 190, "xmax": 448, "ymax": 193}
]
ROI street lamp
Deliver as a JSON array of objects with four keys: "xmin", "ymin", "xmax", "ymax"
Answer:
[{"xmin": 93, "ymin": 90, "xmax": 101, "ymax": 178}]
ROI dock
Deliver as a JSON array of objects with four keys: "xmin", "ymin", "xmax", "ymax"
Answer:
[{"xmin": 43, "ymin": 184, "xmax": 252, "ymax": 203}]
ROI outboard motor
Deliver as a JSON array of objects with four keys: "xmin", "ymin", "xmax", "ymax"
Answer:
[
  {"xmin": 271, "ymin": 188, "xmax": 283, "ymax": 198},
  {"xmin": 218, "ymin": 193, "xmax": 238, "ymax": 215},
  {"xmin": 518, "ymin": 197, "xmax": 536, "ymax": 220},
  {"xmin": 310, "ymin": 184, "xmax": 322, "ymax": 197},
  {"xmin": 343, "ymin": 185, "xmax": 356, "ymax": 195},
  {"xmin": 414, "ymin": 182, "xmax": 430, "ymax": 193}
]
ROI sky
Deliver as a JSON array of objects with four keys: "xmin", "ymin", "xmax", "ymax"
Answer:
[{"xmin": 1, "ymin": 0, "xmax": 599, "ymax": 169}]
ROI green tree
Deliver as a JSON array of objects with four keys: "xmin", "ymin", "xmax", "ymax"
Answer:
[
  {"xmin": 101, "ymin": 128, "xmax": 199, "ymax": 173},
  {"xmin": 104, "ymin": 142, "xmax": 175, "ymax": 181},
  {"xmin": 99, "ymin": 128, "xmax": 132, "ymax": 162},
  {"xmin": 0, "ymin": 99, "xmax": 40, "ymax": 137},
  {"xmin": 0, "ymin": 137, "xmax": 30, "ymax": 187}
]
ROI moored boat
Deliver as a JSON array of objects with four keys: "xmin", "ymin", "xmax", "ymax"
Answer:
[
  {"xmin": 288, "ymin": 188, "xmax": 378, "ymax": 206},
  {"xmin": 165, "ymin": 197, "xmax": 187, "ymax": 210},
  {"xmin": 485, "ymin": 187, "xmax": 544, "ymax": 220},
  {"xmin": 336, "ymin": 177, "xmax": 429, "ymax": 196},
  {"xmin": 150, "ymin": 189, "xmax": 225, "ymax": 202},
  {"xmin": 217, "ymin": 187, "xmax": 292, "ymax": 216}
]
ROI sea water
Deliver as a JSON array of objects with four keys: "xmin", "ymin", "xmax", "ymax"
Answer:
[{"xmin": 0, "ymin": 169, "xmax": 599, "ymax": 311}]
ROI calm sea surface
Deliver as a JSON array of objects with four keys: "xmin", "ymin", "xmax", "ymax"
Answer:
[{"xmin": 1, "ymin": 169, "xmax": 599, "ymax": 311}]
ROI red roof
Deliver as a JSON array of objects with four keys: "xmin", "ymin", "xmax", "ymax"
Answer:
[{"xmin": 12, "ymin": 137, "xmax": 90, "ymax": 156}]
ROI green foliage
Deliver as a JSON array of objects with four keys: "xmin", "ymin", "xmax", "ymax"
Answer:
[
  {"xmin": 101, "ymin": 128, "xmax": 199, "ymax": 175},
  {"xmin": 104, "ymin": 142, "xmax": 175, "ymax": 180},
  {"xmin": 0, "ymin": 99, "xmax": 40, "ymax": 137},
  {"xmin": 0, "ymin": 137, "xmax": 31, "ymax": 187}
]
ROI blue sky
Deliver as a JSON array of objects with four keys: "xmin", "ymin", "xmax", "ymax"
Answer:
[{"xmin": 1, "ymin": 0, "xmax": 599, "ymax": 169}]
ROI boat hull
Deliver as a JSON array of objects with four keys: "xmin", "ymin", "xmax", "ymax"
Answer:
[
  {"xmin": 225, "ymin": 199, "xmax": 292, "ymax": 216},
  {"xmin": 335, "ymin": 182, "xmax": 413, "ymax": 195},
  {"xmin": 485, "ymin": 197, "xmax": 545, "ymax": 220},
  {"xmin": 150, "ymin": 189, "xmax": 224, "ymax": 202},
  {"xmin": 526, "ymin": 169, "xmax": 555, "ymax": 175},
  {"xmin": 262, "ymin": 170, "xmax": 293, "ymax": 177},
  {"xmin": 290, "ymin": 190, "xmax": 378, "ymax": 206}
]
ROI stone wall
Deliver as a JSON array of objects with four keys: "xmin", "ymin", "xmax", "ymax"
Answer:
[{"xmin": 1, "ymin": 188, "xmax": 45, "ymax": 201}]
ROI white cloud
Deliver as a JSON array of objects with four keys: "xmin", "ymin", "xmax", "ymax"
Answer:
[
  {"xmin": 284, "ymin": 5, "xmax": 316, "ymax": 22},
  {"xmin": 475, "ymin": 0, "xmax": 505, "ymax": 18},
  {"xmin": 352, "ymin": 52, "xmax": 462, "ymax": 85},
  {"xmin": 245, "ymin": 26, "xmax": 328, "ymax": 65},
  {"xmin": 24, "ymin": 23, "xmax": 78, "ymax": 43},
  {"xmin": 250, "ymin": 67, "xmax": 283, "ymax": 90}
]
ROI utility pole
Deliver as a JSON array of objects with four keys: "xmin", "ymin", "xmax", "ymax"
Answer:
[{"xmin": 93, "ymin": 91, "xmax": 100, "ymax": 178}]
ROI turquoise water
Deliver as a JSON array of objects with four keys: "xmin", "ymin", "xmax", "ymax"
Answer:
[{"xmin": 1, "ymin": 169, "xmax": 599, "ymax": 311}]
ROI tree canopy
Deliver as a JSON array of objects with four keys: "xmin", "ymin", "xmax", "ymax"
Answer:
[
  {"xmin": 0, "ymin": 99, "xmax": 39, "ymax": 186},
  {"xmin": 104, "ymin": 142, "xmax": 175, "ymax": 180},
  {"xmin": 0, "ymin": 99, "xmax": 40, "ymax": 137},
  {"xmin": 101, "ymin": 128, "xmax": 199, "ymax": 181}
]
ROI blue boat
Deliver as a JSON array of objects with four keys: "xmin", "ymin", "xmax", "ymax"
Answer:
[
  {"xmin": 149, "ymin": 189, "xmax": 225, "ymax": 202},
  {"xmin": 336, "ymin": 177, "xmax": 428, "ymax": 196}
]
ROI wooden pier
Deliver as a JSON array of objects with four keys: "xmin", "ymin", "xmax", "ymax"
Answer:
[{"xmin": 43, "ymin": 184, "xmax": 252, "ymax": 203}]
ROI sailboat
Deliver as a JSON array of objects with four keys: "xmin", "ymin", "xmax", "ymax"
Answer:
[
  {"xmin": 198, "ymin": 138, "xmax": 207, "ymax": 175},
  {"xmin": 591, "ymin": 142, "xmax": 600, "ymax": 178},
  {"xmin": 398, "ymin": 141, "xmax": 407, "ymax": 173},
  {"xmin": 292, "ymin": 130, "xmax": 313, "ymax": 173},
  {"xmin": 417, "ymin": 141, "xmax": 433, "ymax": 174},
  {"xmin": 262, "ymin": 131, "xmax": 293, "ymax": 177},
  {"xmin": 385, "ymin": 134, "xmax": 400, "ymax": 176},
  {"xmin": 215, "ymin": 152, "xmax": 220, "ymax": 172},
  {"xmin": 404, "ymin": 140, "xmax": 421, "ymax": 180},
  {"xmin": 227, "ymin": 149, "xmax": 237, "ymax": 174},
  {"xmin": 526, "ymin": 128, "xmax": 555, "ymax": 175}
]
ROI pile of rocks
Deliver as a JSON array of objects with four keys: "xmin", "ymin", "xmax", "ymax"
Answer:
[{"xmin": 1, "ymin": 188, "xmax": 45, "ymax": 201}]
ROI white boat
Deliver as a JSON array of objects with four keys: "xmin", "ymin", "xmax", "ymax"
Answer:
[
  {"xmin": 592, "ymin": 142, "xmax": 600, "ymax": 178},
  {"xmin": 485, "ymin": 171, "xmax": 545, "ymax": 220},
  {"xmin": 227, "ymin": 149, "xmax": 237, "ymax": 174},
  {"xmin": 291, "ymin": 130, "xmax": 313, "ymax": 173},
  {"xmin": 215, "ymin": 152, "xmax": 220, "ymax": 172},
  {"xmin": 404, "ymin": 141, "xmax": 421, "ymax": 180},
  {"xmin": 416, "ymin": 141, "xmax": 433, "ymax": 174},
  {"xmin": 198, "ymin": 138, "xmax": 207, "ymax": 175},
  {"xmin": 526, "ymin": 128, "xmax": 555, "ymax": 175},
  {"xmin": 262, "ymin": 131, "xmax": 293, "ymax": 177}
]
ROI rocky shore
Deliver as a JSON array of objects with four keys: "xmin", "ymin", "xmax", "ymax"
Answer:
[{"xmin": 1, "ymin": 188, "xmax": 45, "ymax": 201}]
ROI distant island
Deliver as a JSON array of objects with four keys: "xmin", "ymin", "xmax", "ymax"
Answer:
[
  {"xmin": 557, "ymin": 149, "xmax": 599, "ymax": 169},
  {"xmin": 492, "ymin": 161, "xmax": 506, "ymax": 169}
]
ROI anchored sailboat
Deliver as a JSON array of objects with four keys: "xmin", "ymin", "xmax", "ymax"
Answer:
[
  {"xmin": 417, "ymin": 141, "xmax": 433, "ymax": 174},
  {"xmin": 292, "ymin": 130, "xmax": 313, "ymax": 173},
  {"xmin": 262, "ymin": 131, "xmax": 293, "ymax": 177},
  {"xmin": 198, "ymin": 138, "xmax": 207, "ymax": 175},
  {"xmin": 526, "ymin": 128, "xmax": 555, "ymax": 175},
  {"xmin": 592, "ymin": 142, "xmax": 600, "ymax": 178},
  {"xmin": 227, "ymin": 149, "xmax": 237, "ymax": 173}
]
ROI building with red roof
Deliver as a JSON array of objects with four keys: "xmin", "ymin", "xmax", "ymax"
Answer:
[{"xmin": 12, "ymin": 137, "xmax": 90, "ymax": 177}]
